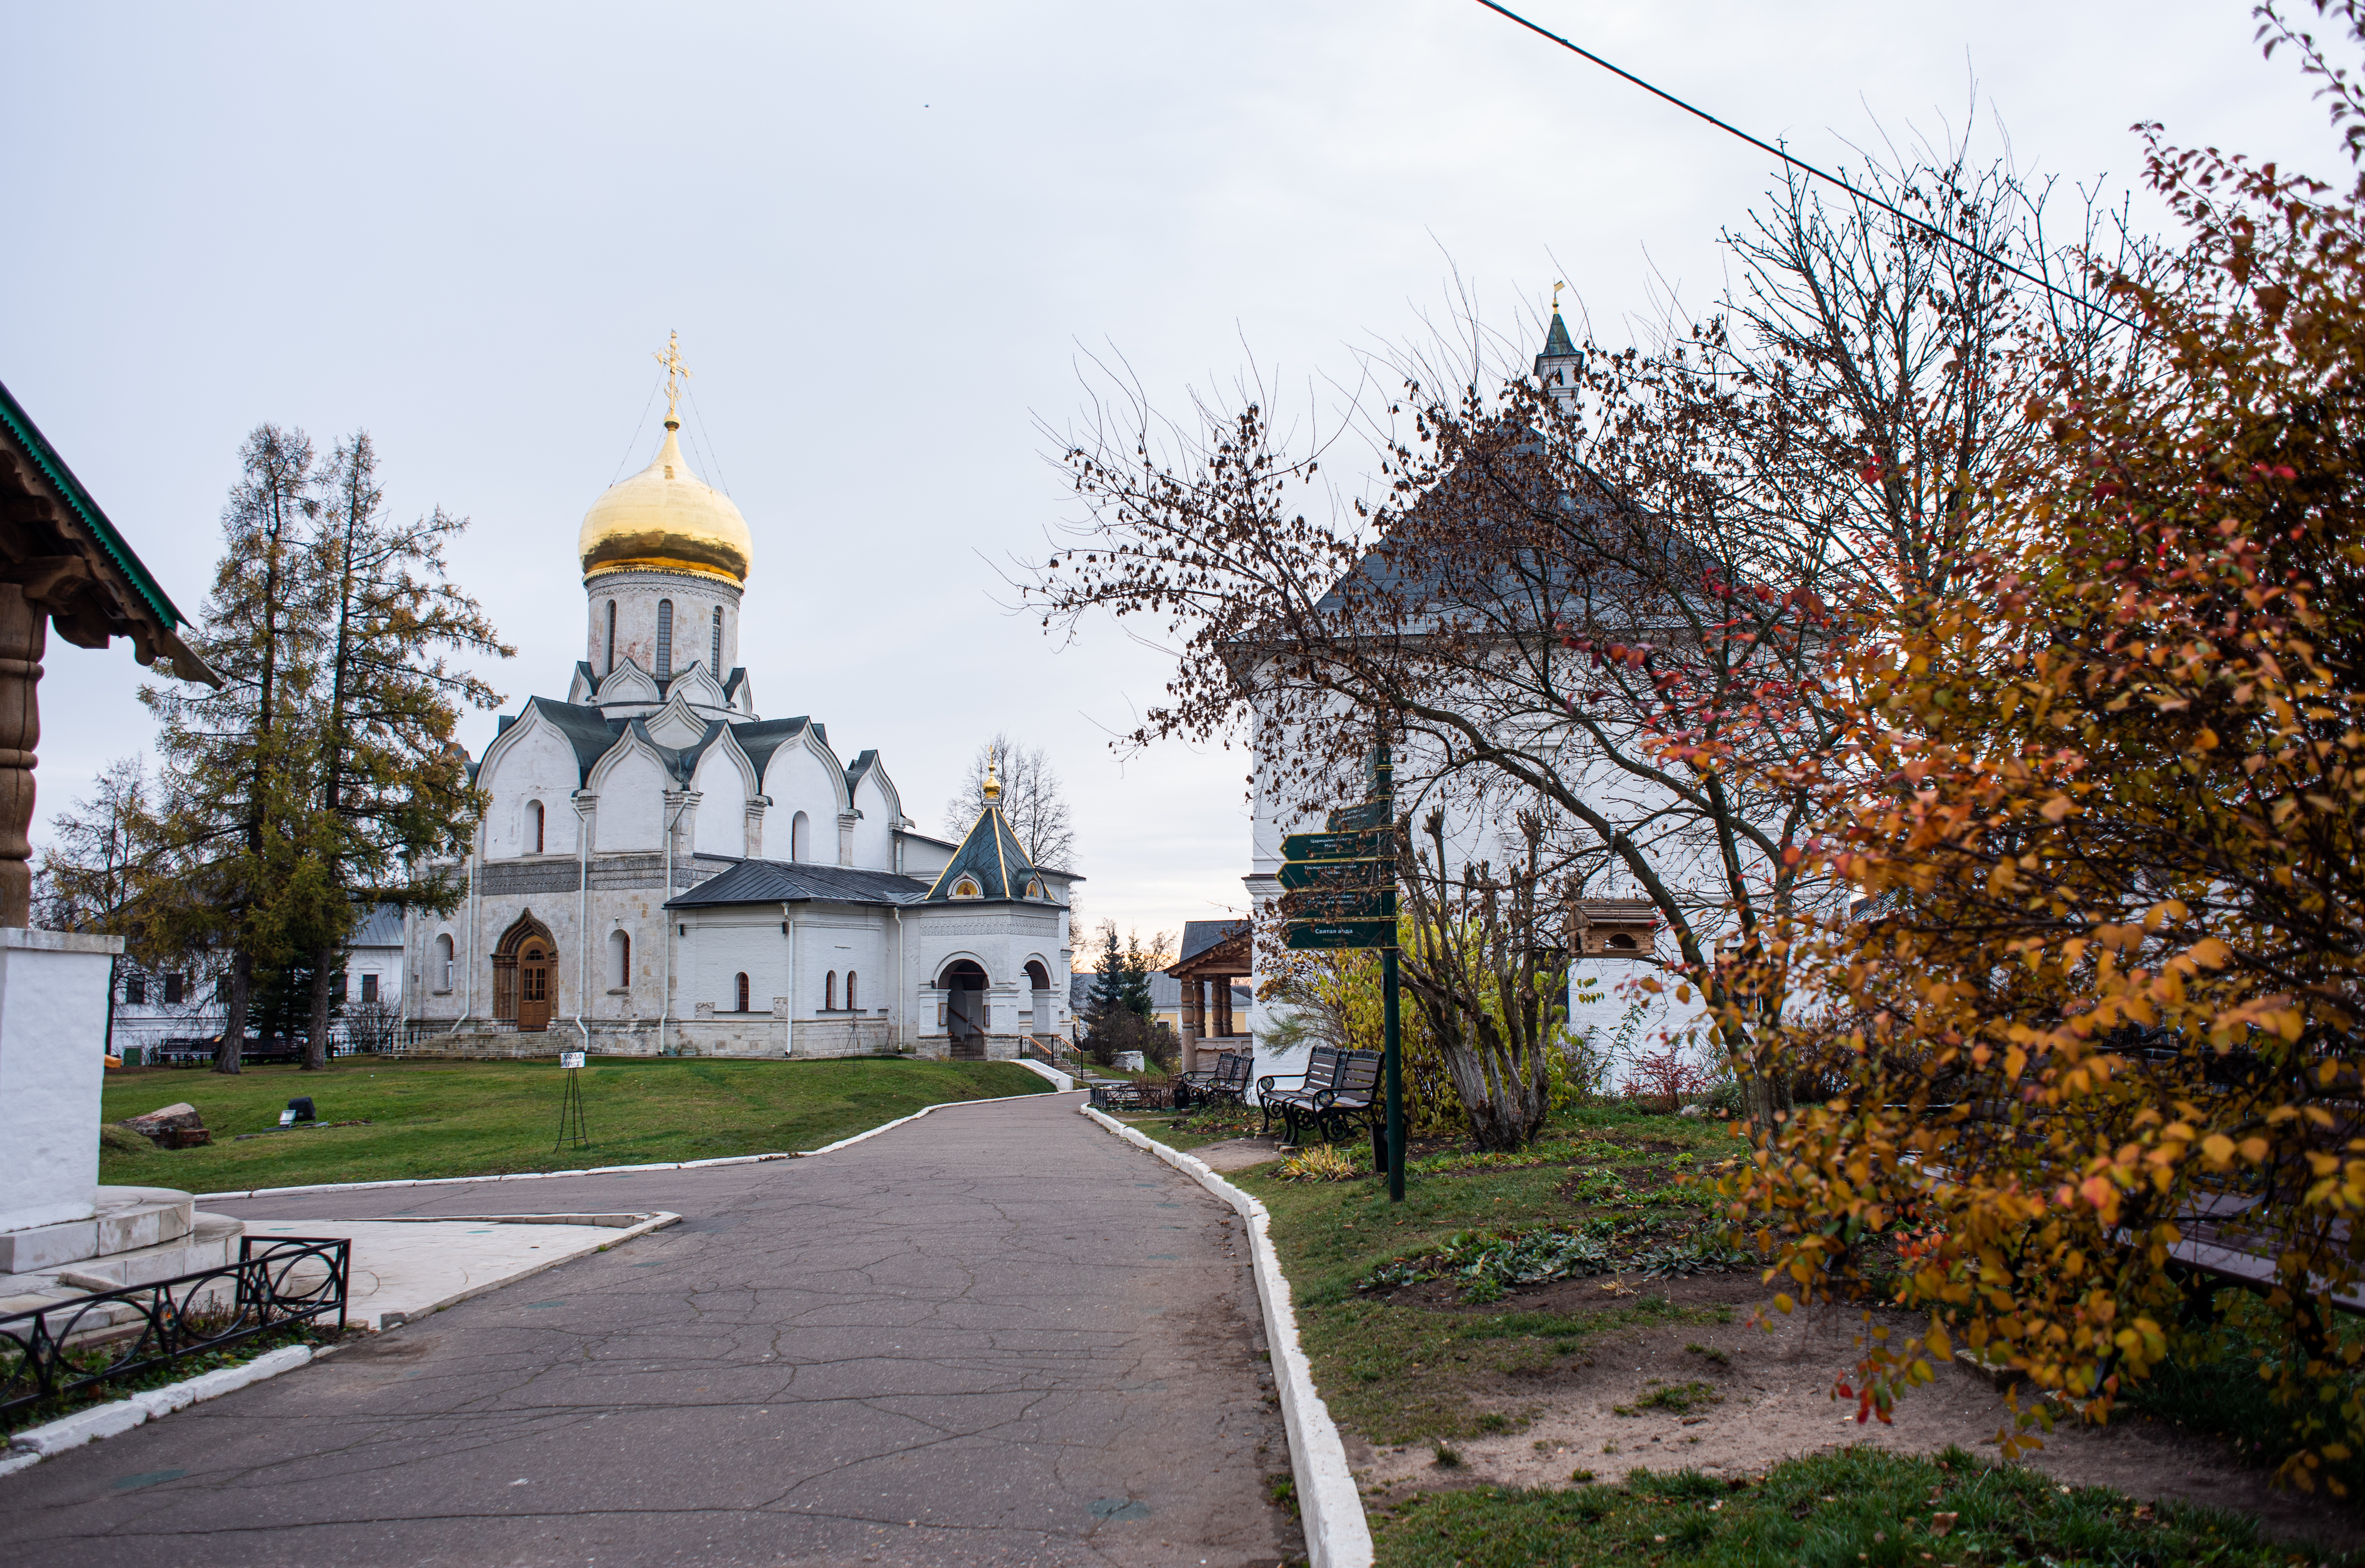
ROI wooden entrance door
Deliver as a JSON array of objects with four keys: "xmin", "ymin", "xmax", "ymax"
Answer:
[{"xmin": 518, "ymin": 939, "xmax": 553, "ymax": 1032}]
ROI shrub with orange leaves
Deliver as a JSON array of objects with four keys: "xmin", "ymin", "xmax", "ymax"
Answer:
[{"xmin": 1717, "ymin": 4, "xmax": 2365, "ymax": 1491}]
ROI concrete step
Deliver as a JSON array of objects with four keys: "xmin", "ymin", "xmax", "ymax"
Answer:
[{"xmin": 0, "ymin": 1186, "xmax": 196, "ymax": 1274}]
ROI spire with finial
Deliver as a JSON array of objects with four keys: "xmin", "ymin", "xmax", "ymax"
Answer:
[
  {"xmin": 1534, "ymin": 282, "xmax": 1582, "ymax": 413},
  {"xmin": 654, "ymin": 329, "xmax": 692, "ymax": 429},
  {"xmin": 982, "ymin": 753, "xmax": 1002, "ymax": 806}
]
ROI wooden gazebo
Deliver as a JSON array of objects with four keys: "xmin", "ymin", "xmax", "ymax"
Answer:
[{"xmin": 1168, "ymin": 918, "xmax": 1250, "ymax": 1075}]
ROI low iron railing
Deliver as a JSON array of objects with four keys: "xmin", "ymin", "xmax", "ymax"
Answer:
[{"xmin": 0, "ymin": 1236, "xmax": 350, "ymax": 1419}]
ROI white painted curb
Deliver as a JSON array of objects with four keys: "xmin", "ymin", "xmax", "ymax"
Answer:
[
  {"xmin": 7, "ymin": 1344, "xmax": 315, "ymax": 1463},
  {"xmin": 1080, "ymin": 1104, "xmax": 1372, "ymax": 1568},
  {"xmin": 1015, "ymin": 1058, "xmax": 1075, "ymax": 1092},
  {"xmin": 194, "ymin": 1085, "xmax": 1065, "ymax": 1201}
]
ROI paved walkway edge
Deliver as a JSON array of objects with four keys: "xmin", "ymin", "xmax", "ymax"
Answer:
[
  {"xmin": 1081, "ymin": 1104, "xmax": 1374, "ymax": 1568},
  {"xmin": 3, "ymin": 1211, "xmax": 685, "ymax": 1477},
  {"xmin": 191, "ymin": 1088, "xmax": 1061, "ymax": 1200},
  {"xmin": 6, "ymin": 1343, "xmax": 317, "ymax": 1470}
]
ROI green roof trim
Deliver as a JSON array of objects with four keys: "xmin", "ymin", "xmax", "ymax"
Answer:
[{"xmin": 0, "ymin": 378, "xmax": 189, "ymax": 629}]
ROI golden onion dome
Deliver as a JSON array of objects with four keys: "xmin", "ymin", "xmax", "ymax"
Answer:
[{"xmin": 577, "ymin": 419, "xmax": 752, "ymax": 585}]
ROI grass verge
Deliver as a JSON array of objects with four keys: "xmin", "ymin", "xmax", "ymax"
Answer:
[
  {"xmin": 100, "ymin": 1056, "xmax": 1048, "ymax": 1190},
  {"xmin": 1371, "ymin": 1444, "xmax": 2355, "ymax": 1567},
  {"xmin": 3, "ymin": 1318, "xmax": 356, "ymax": 1438},
  {"xmin": 1227, "ymin": 1105, "xmax": 1743, "ymax": 1442}
]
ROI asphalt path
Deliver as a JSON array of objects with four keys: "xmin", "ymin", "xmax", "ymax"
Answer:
[{"xmin": 0, "ymin": 1090, "xmax": 1302, "ymax": 1567}]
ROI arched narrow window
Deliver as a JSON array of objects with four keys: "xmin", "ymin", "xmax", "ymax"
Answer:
[
  {"xmin": 710, "ymin": 606, "xmax": 723, "ymax": 673},
  {"xmin": 845, "ymin": 971, "xmax": 858, "ymax": 1010},
  {"xmin": 655, "ymin": 600, "xmax": 673, "ymax": 678},
  {"xmin": 736, "ymin": 972, "xmax": 750, "ymax": 1012},
  {"xmin": 604, "ymin": 600, "xmax": 616, "ymax": 675},
  {"xmin": 526, "ymin": 800, "xmax": 545, "ymax": 855},
  {"xmin": 790, "ymin": 810, "xmax": 810, "ymax": 862},
  {"xmin": 826, "ymin": 971, "xmax": 838, "ymax": 1010},
  {"xmin": 435, "ymin": 933, "xmax": 454, "ymax": 991},
  {"xmin": 608, "ymin": 929, "xmax": 630, "ymax": 989}
]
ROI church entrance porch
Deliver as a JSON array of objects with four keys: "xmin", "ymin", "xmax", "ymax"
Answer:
[
  {"xmin": 492, "ymin": 912, "xmax": 558, "ymax": 1033},
  {"xmin": 940, "ymin": 960, "xmax": 987, "ymax": 1060}
]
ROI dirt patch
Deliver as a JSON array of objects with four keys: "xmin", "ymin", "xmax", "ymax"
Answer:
[
  {"xmin": 1190, "ymin": 1135, "xmax": 1284, "ymax": 1172},
  {"xmin": 1343, "ymin": 1288, "xmax": 2365, "ymax": 1550}
]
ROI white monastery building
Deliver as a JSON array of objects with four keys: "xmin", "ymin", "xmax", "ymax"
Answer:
[{"xmin": 406, "ymin": 365, "xmax": 1077, "ymax": 1058}]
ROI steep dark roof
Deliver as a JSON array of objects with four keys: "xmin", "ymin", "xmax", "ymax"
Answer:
[
  {"xmin": 924, "ymin": 801, "xmax": 1040, "ymax": 902},
  {"xmin": 726, "ymin": 716, "xmax": 811, "ymax": 778},
  {"xmin": 1178, "ymin": 919, "xmax": 1248, "ymax": 964},
  {"xmin": 527, "ymin": 698, "xmax": 631, "ymax": 785},
  {"xmin": 845, "ymin": 749, "xmax": 884, "ymax": 810},
  {"xmin": 1538, "ymin": 309, "xmax": 1579, "ymax": 361},
  {"xmin": 665, "ymin": 858, "xmax": 931, "ymax": 910}
]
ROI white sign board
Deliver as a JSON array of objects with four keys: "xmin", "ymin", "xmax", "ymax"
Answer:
[{"xmin": 560, "ymin": 1051, "xmax": 586, "ymax": 1070}]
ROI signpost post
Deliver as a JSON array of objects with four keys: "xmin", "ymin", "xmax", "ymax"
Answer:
[
  {"xmin": 555, "ymin": 1050, "xmax": 589, "ymax": 1152},
  {"xmin": 1281, "ymin": 741, "xmax": 1404, "ymax": 1202}
]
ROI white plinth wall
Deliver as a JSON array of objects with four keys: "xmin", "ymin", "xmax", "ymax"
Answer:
[{"xmin": 0, "ymin": 927, "xmax": 124, "ymax": 1235}]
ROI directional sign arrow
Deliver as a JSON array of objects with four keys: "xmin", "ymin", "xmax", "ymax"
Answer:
[
  {"xmin": 1281, "ymin": 830, "xmax": 1390, "ymax": 862},
  {"xmin": 1325, "ymin": 801, "xmax": 1394, "ymax": 834},
  {"xmin": 1284, "ymin": 918, "xmax": 1398, "ymax": 951},
  {"xmin": 1282, "ymin": 888, "xmax": 1396, "ymax": 921},
  {"xmin": 1277, "ymin": 860, "xmax": 1389, "ymax": 891}
]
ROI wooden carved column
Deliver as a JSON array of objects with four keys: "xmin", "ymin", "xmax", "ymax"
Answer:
[
  {"xmin": 1180, "ymin": 977, "xmax": 1202, "ymax": 1073},
  {"xmin": 0, "ymin": 585, "xmax": 44, "ymax": 928}
]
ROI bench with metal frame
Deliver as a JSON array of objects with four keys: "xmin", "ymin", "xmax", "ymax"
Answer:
[
  {"xmin": 1258, "ymin": 1045, "xmax": 1339, "ymax": 1138},
  {"xmin": 1181, "ymin": 1050, "xmax": 1252, "ymax": 1108}
]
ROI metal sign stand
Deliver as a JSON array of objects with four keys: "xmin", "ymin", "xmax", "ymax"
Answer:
[
  {"xmin": 1281, "ymin": 740, "xmax": 1404, "ymax": 1202},
  {"xmin": 554, "ymin": 1049, "xmax": 589, "ymax": 1152}
]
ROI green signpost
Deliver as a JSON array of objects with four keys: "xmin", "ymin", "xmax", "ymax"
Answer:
[{"xmin": 1280, "ymin": 742, "xmax": 1404, "ymax": 1202}]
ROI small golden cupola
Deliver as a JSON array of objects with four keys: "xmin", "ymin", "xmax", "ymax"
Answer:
[{"xmin": 576, "ymin": 333, "xmax": 753, "ymax": 585}]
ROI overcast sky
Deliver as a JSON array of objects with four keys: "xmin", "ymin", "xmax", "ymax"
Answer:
[{"xmin": 0, "ymin": 1, "xmax": 2336, "ymax": 956}]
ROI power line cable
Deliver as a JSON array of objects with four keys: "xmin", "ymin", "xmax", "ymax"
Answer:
[{"xmin": 1469, "ymin": 0, "xmax": 2144, "ymax": 334}]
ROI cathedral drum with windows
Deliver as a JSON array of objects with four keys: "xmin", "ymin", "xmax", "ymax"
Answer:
[{"xmin": 404, "ymin": 351, "xmax": 1078, "ymax": 1059}]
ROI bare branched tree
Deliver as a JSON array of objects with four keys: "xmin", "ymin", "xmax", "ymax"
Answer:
[
  {"xmin": 944, "ymin": 732, "xmax": 1077, "ymax": 871},
  {"xmin": 1030, "ymin": 145, "xmax": 2151, "ymax": 1134}
]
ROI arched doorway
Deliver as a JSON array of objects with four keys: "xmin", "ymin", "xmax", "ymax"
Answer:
[
  {"xmin": 494, "ymin": 912, "xmax": 558, "ymax": 1033},
  {"xmin": 1024, "ymin": 960, "xmax": 1053, "ymax": 1042},
  {"xmin": 939, "ymin": 959, "xmax": 987, "ymax": 1060}
]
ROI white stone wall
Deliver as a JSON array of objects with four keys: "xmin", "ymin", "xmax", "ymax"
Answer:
[{"xmin": 585, "ymin": 570, "xmax": 743, "ymax": 685}]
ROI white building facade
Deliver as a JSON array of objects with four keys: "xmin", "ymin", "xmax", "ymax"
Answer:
[{"xmin": 405, "ymin": 391, "xmax": 1076, "ymax": 1059}]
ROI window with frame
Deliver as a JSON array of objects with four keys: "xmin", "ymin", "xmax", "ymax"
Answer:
[
  {"xmin": 710, "ymin": 606, "xmax": 722, "ymax": 673},
  {"xmin": 845, "ymin": 971, "xmax": 858, "ymax": 1010},
  {"xmin": 736, "ymin": 972, "xmax": 750, "ymax": 1012},
  {"xmin": 605, "ymin": 599, "xmax": 617, "ymax": 674},
  {"xmin": 655, "ymin": 600, "xmax": 673, "ymax": 678},
  {"xmin": 436, "ymin": 933, "xmax": 455, "ymax": 991},
  {"xmin": 361, "ymin": 973, "xmax": 379, "ymax": 1003},
  {"xmin": 609, "ymin": 929, "xmax": 630, "ymax": 989},
  {"xmin": 825, "ymin": 971, "xmax": 838, "ymax": 1011},
  {"xmin": 125, "ymin": 975, "xmax": 147, "ymax": 1005},
  {"xmin": 527, "ymin": 799, "xmax": 545, "ymax": 855}
]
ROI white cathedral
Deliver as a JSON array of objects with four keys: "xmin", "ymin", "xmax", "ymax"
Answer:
[{"xmin": 404, "ymin": 371, "xmax": 1078, "ymax": 1058}]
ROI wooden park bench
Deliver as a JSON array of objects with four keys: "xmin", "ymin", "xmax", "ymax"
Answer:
[
  {"xmin": 1257, "ymin": 1045, "xmax": 1338, "ymax": 1138},
  {"xmin": 1261, "ymin": 1047, "xmax": 1384, "ymax": 1154},
  {"xmin": 1180, "ymin": 1051, "xmax": 1251, "ymax": 1109}
]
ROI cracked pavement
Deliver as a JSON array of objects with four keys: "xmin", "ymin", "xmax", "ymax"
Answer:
[{"xmin": 1, "ymin": 1092, "xmax": 1303, "ymax": 1567}]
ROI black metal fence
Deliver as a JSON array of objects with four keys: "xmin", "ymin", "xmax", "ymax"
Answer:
[{"xmin": 0, "ymin": 1237, "xmax": 350, "ymax": 1420}]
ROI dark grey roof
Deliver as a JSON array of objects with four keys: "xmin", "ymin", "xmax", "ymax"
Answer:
[
  {"xmin": 1178, "ymin": 919, "xmax": 1248, "ymax": 963},
  {"xmin": 350, "ymin": 902, "xmax": 405, "ymax": 947},
  {"xmin": 728, "ymin": 716, "xmax": 812, "ymax": 779},
  {"xmin": 529, "ymin": 698, "xmax": 633, "ymax": 785},
  {"xmin": 846, "ymin": 749, "xmax": 882, "ymax": 809},
  {"xmin": 1538, "ymin": 309, "xmax": 1579, "ymax": 363},
  {"xmin": 665, "ymin": 858, "xmax": 930, "ymax": 910},
  {"xmin": 923, "ymin": 801, "xmax": 1042, "ymax": 903}
]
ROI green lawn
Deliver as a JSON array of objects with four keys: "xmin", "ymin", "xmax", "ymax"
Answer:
[
  {"xmin": 1219, "ymin": 1105, "xmax": 1744, "ymax": 1444},
  {"xmin": 100, "ymin": 1056, "xmax": 1048, "ymax": 1191},
  {"xmin": 1372, "ymin": 1445, "xmax": 2346, "ymax": 1568}
]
